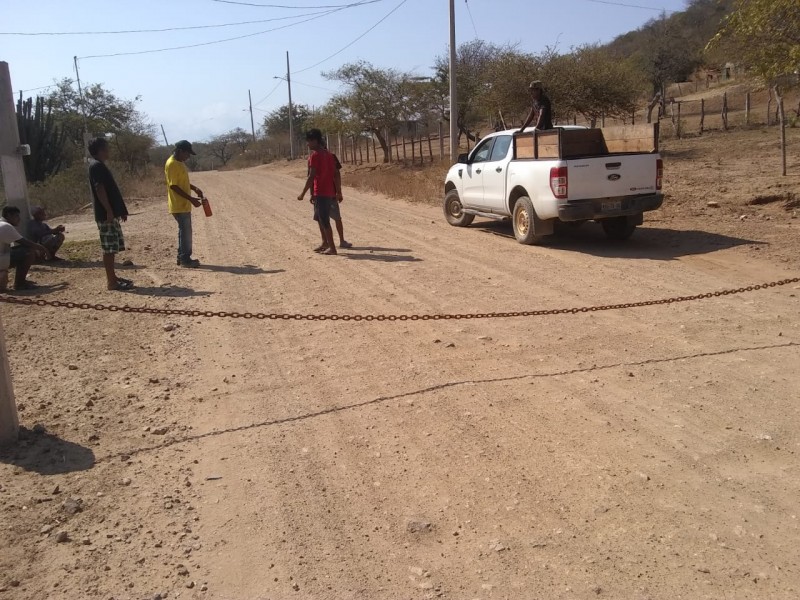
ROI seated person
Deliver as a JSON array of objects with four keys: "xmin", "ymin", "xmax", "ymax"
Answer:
[
  {"xmin": 29, "ymin": 206, "xmax": 66, "ymax": 261},
  {"xmin": 0, "ymin": 206, "xmax": 47, "ymax": 291}
]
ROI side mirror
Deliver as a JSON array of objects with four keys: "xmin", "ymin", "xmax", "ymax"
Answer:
[{"xmin": 457, "ymin": 153, "xmax": 469, "ymax": 164}]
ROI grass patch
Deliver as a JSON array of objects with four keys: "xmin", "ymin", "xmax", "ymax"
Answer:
[{"xmin": 61, "ymin": 239, "xmax": 99, "ymax": 263}]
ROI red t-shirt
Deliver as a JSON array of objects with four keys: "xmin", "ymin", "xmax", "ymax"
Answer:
[{"xmin": 308, "ymin": 149, "xmax": 337, "ymax": 197}]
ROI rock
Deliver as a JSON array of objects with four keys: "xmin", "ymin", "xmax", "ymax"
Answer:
[
  {"xmin": 477, "ymin": 336, "xmax": 492, "ymax": 341},
  {"xmin": 52, "ymin": 485, "xmax": 61, "ymax": 495},
  {"xmin": 148, "ymin": 377, "xmax": 160, "ymax": 384},
  {"xmin": 292, "ymin": 583, "xmax": 300, "ymax": 592},
  {"xmin": 407, "ymin": 520, "xmax": 433, "ymax": 534},
  {"xmin": 409, "ymin": 566, "xmax": 424, "ymax": 577},
  {"xmin": 488, "ymin": 540, "xmax": 508, "ymax": 552},
  {"xmin": 707, "ymin": 201, "xmax": 720, "ymax": 208},
  {"xmin": 177, "ymin": 566, "xmax": 189, "ymax": 576},
  {"xmin": 164, "ymin": 502, "xmax": 174, "ymax": 510},
  {"xmin": 638, "ymin": 472, "xmax": 651, "ymax": 482},
  {"xmin": 55, "ymin": 531, "xmax": 69, "ymax": 543},
  {"xmin": 122, "ymin": 259, "xmax": 134, "ymax": 267},
  {"xmin": 445, "ymin": 343, "xmax": 456, "ymax": 348},
  {"xmin": 68, "ymin": 364, "xmax": 78, "ymax": 371},
  {"xmin": 163, "ymin": 324, "xmax": 176, "ymax": 332},
  {"xmin": 81, "ymin": 537, "xmax": 91, "ymax": 546},
  {"xmin": 32, "ymin": 423, "xmax": 46, "ymax": 435},
  {"xmin": 85, "ymin": 399, "xmax": 94, "ymax": 408},
  {"xmin": 151, "ymin": 427, "xmax": 169, "ymax": 436},
  {"xmin": 201, "ymin": 584, "xmax": 208, "ymax": 591},
  {"xmin": 120, "ymin": 478, "xmax": 132, "ymax": 486},
  {"xmin": 186, "ymin": 581, "xmax": 195, "ymax": 589},
  {"xmin": 40, "ymin": 523, "xmax": 56, "ymax": 534},
  {"xmin": 62, "ymin": 497, "xmax": 83, "ymax": 515},
  {"xmin": 739, "ymin": 215, "xmax": 747, "ymax": 221},
  {"xmin": 88, "ymin": 434, "xmax": 100, "ymax": 442}
]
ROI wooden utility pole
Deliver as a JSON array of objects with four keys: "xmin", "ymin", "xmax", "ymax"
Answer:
[
  {"xmin": 160, "ymin": 124, "xmax": 169, "ymax": 147},
  {"xmin": 0, "ymin": 62, "xmax": 23, "ymax": 446},
  {"xmin": 248, "ymin": 89, "xmax": 257, "ymax": 144},
  {"xmin": 286, "ymin": 52, "xmax": 295, "ymax": 160}
]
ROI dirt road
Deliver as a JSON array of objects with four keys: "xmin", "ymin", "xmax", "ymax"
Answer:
[{"xmin": 2, "ymin": 166, "xmax": 800, "ymax": 600}]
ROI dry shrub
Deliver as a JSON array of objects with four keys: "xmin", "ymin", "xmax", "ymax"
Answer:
[
  {"xmin": 24, "ymin": 163, "xmax": 163, "ymax": 216},
  {"xmin": 341, "ymin": 161, "xmax": 450, "ymax": 206}
]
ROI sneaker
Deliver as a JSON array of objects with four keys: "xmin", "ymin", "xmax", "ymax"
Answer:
[{"xmin": 179, "ymin": 259, "xmax": 200, "ymax": 268}]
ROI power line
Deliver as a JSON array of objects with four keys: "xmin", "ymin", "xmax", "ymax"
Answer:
[
  {"xmin": 0, "ymin": 11, "xmax": 333, "ymax": 36},
  {"xmin": 465, "ymin": 0, "xmax": 479, "ymax": 39},
  {"xmin": 253, "ymin": 79, "xmax": 285, "ymax": 107},
  {"xmin": 581, "ymin": 0, "xmax": 675, "ymax": 12},
  {"xmin": 212, "ymin": 0, "xmax": 384, "ymax": 7},
  {"xmin": 293, "ymin": 0, "xmax": 409, "ymax": 75},
  {"xmin": 78, "ymin": 8, "xmax": 343, "ymax": 59}
]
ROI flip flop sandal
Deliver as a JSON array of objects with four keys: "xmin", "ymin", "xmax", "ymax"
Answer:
[
  {"xmin": 118, "ymin": 277, "xmax": 134, "ymax": 286},
  {"xmin": 112, "ymin": 279, "xmax": 134, "ymax": 291}
]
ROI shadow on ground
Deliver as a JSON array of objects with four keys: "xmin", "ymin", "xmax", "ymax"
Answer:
[
  {"xmin": 195, "ymin": 264, "xmax": 284, "ymax": 275},
  {"xmin": 0, "ymin": 427, "xmax": 95, "ymax": 475},
  {"xmin": 475, "ymin": 221, "xmax": 763, "ymax": 260},
  {"xmin": 341, "ymin": 246, "xmax": 421, "ymax": 263},
  {"xmin": 127, "ymin": 285, "xmax": 214, "ymax": 298}
]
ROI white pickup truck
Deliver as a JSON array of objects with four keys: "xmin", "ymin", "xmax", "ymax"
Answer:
[{"xmin": 443, "ymin": 125, "xmax": 664, "ymax": 243}]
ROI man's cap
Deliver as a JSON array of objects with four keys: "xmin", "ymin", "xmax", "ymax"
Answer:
[
  {"xmin": 174, "ymin": 140, "xmax": 196, "ymax": 155},
  {"xmin": 529, "ymin": 80, "xmax": 544, "ymax": 90}
]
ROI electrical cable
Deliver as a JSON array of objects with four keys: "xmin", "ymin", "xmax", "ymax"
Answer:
[
  {"xmin": 211, "ymin": 0, "xmax": 384, "ymax": 8},
  {"xmin": 0, "ymin": 11, "xmax": 332, "ymax": 36},
  {"xmin": 292, "ymin": 0, "xmax": 409, "ymax": 74},
  {"xmin": 253, "ymin": 79, "xmax": 285, "ymax": 107},
  {"xmin": 581, "ymin": 0, "xmax": 674, "ymax": 12},
  {"xmin": 78, "ymin": 7, "xmax": 342, "ymax": 59},
  {"xmin": 465, "ymin": 0, "xmax": 479, "ymax": 39}
]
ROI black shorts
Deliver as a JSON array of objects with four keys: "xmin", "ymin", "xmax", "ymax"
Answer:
[
  {"xmin": 9, "ymin": 245, "xmax": 31, "ymax": 268},
  {"xmin": 313, "ymin": 196, "xmax": 336, "ymax": 228}
]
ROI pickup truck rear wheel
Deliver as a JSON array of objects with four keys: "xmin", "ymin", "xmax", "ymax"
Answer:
[
  {"xmin": 601, "ymin": 216, "xmax": 638, "ymax": 241},
  {"xmin": 443, "ymin": 190, "xmax": 474, "ymax": 227},
  {"xmin": 512, "ymin": 196, "xmax": 546, "ymax": 245}
]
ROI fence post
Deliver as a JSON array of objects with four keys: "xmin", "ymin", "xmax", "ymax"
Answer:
[
  {"xmin": 411, "ymin": 131, "xmax": 416, "ymax": 164},
  {"xmin": 722, "ymin": 92, "xmax": 728, "ymax": 131},
  {"xmin": 427, "ymin": 134, "xmax": 434, "ymax": 163},
  {"xmin": 677, "ymin": 102, "xmax": 682, "ymax": 138},
  {"xmin": 699, "ymin": 99, "xmax": 705, "ymax": 134},
  {"xmin": 438, "ymin": 122, "xmax": 445, "ymax": 161},
  {"xmin": 401, "ymin": 136, "xmax": 407, "ymax": 162},
  {"xmin": 745, "ymin": 92, "xmax": 751, "ymax": 126}
]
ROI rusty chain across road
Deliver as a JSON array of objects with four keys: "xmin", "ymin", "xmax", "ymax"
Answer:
[{"xmin": 0, "ymin": 278, "xmax": 798, "ymax": 322}]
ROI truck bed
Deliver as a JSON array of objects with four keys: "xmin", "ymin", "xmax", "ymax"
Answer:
[{"xmin": 514, "ymin": 123, "xmax": 659, "ymax": 160}]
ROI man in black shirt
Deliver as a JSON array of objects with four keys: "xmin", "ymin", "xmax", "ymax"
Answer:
[
  {"xmin": 520, "ymin": 81, "xmax": 553, "ymax": 131},
  {"xmin": 88, "ymin": 137, "xmax": 133, "ymax": 291}
]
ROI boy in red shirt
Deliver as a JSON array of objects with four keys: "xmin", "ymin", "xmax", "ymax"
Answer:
[{"xmin": 298, "ymin": 129, "xmax": 339, "ymax": 255}]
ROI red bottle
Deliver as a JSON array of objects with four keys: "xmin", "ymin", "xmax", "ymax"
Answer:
[{"xmin": 202, "ymin": 198, "xmax": 213, "ymax": 217}]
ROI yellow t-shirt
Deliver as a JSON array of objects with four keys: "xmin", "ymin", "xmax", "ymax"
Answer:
[{"xmin": 165, "ymin": 155, "xmax": 192, "ymax": 214}]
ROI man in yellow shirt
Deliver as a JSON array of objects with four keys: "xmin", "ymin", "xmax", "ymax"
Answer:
[{"xmin": 165, "ymin": 140, "xmax": 204, "ymax": 267}]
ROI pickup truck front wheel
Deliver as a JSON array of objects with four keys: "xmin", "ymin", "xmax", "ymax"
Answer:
[
  {"xmin": 601, "ymin": 216, "xmax": 638, "ymax": 241},
  {"xmin": 444, "ymin": 190, "xmax": 475, "ymax": 227},
  {"xmin": 512, "ymin": 196, "xmax": 546, "ymax": 245}
]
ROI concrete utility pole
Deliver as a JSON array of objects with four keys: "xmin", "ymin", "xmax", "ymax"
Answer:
[
  {"xmin": 448, "ymin": 0, "xmax": 459, "ymax": 162},
  {"xmin": 248, "ymin": 89, "xmax": 257, "ymax": 144},
  {"xmin": 160, "ymin": 124, "xmax": 169, "ymax": 147},
  {"xmin": 0, "ymin": 62, "xmax": 23, "ymax": 446},
  {"xmin": 286, "ymin": 51, "xmax": 295, "ymax": 160},
  {"xmin": 0, "ymin": 63, "xmax": 31, "ymax": 233}
]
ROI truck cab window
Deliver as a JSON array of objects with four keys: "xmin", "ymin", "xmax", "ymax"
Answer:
[
  {"xmin": 489, "ymin": 136, "xmax": 512, "ymax": 162},
  {"xmin": 470, "ymin": 139, "xmax": 495, "ymax": 164}
]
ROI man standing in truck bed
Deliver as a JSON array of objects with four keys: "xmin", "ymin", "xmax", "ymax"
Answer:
[{"xmin": 520, "ymin": 80, "xmax": 553, "ymax": 131}]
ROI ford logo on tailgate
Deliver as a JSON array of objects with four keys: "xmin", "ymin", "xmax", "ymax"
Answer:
[{"xmin": 607, "ymin": 174, "xmax": 621, "ymax": 181}]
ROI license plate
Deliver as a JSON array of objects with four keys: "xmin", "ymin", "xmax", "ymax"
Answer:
[{"xmin": 602, "ymin": 201, "xmax": 622, "ymax": 212}]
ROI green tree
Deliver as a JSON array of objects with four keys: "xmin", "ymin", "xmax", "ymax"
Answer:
[
  {"xmin": 323, "ymin": 61, "xmax": 425, "ymax": 161},
  {"xmin": 709, "ymin": 0, "xmax": 800, "ymax": 174}
]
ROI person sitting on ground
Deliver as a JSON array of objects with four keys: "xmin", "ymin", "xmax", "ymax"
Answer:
[
  {"xmin": 87, "ymin": 137, "xmax": 134, "ymax": 291},
  {"xmin": 0, "ymin": 206, "xmax": 47, "ymax": 292},
  {"xmin": 28, "ymin": 206, "xmax": 66, "ymax": 261},
  {"xmin": 519, "ymin": 80, "xmax": 554, "ymax": 132},
  {"xmin": 298, "ymin": 129, "xmax": 339, "ymax": 256}
]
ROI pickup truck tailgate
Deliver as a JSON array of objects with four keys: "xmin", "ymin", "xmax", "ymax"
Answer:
[{"xmin": 567, "ymin": 154, "xmax": 658, "ymax": 200}]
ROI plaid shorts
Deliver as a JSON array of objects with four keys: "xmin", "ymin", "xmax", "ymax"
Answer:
[{"xmin": 97, "ymin": 219, "xmax": 125, "ymax": 254}]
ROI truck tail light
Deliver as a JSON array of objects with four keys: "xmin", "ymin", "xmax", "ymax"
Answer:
[
  {"xmin": 550, "ymin": 166, "xmax": 568, "ymax": 199},
  {"xmin": 656, "ymin": 159, "xmax": 663, "ymax": 191}
]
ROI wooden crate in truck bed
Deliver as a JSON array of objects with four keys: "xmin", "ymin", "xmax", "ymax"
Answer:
[{"xmin": 514, "ymin": 123, "xmax": 659, "ymax": 159}]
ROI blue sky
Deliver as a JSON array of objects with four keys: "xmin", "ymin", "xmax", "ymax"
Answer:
[{"xmin": 1, "ymin": 0, "xmax": 686, "ymax": 141}]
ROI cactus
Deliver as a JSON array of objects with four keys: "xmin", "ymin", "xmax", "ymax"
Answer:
[{"xmin": 16, "ymin": 96, "xmax": 69, "ymax": 183}]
